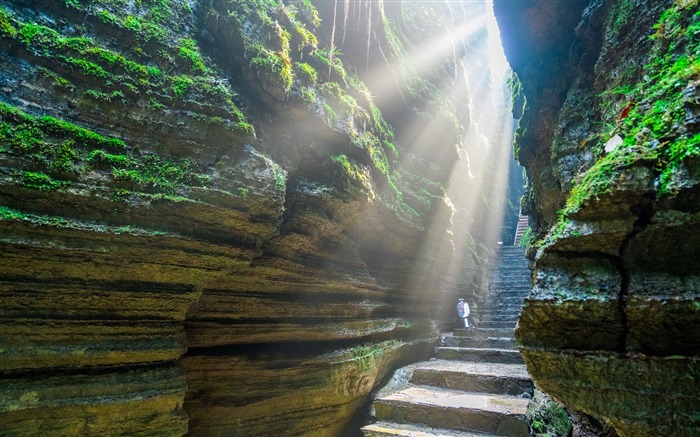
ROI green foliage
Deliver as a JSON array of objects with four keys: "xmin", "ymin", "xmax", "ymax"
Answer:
[
  {"xmin": 178, "ymin": 38, "xmax": 208, "ymax": 74},
  {"xmin": 295, "ymin": 62, "xmax": 318, "ymax": 85},
  {"xmin": 322, "ymin": 103, "xmax": 338, "ymax": 123},
  {"xmin": 658, "ymin": 132, "xmax": 700, "ymax": 193},
  {"xmin": 85, "ymin": 88, "xmax": 125, "ymax": 102},
  {"xmin": 0, "ymin": 206, "xmax": 28, "ymax": 220},
  {"xmin": 171, "ymin": 75, "xmax": 193, "ymax": 98},
  {"xmin": 519, "ymin": 226, "xmax": 534, "ymax": 249},
  {"xmin": 531, "ymin": 400, "xmax": 573, "ymax": 437},
  {"xmin": 88, "ymin": 150, "xmax": 130, "ymax": 167},
  {"xmin": 608, "ymin": 0, "xmax": 635, "ymax": 35},
  {"xmin": 0, "ymin": 205, "xmax": 170, "ymax": 235},
  {"xmin": 65, "ymin": 57, "xmax": 109, "ymax": 78},
  {"xmin": 0, "ymin": 101, "xmax": 125, "ymax": 150},
  {"xmin": 248, "ymin": 42, "xmax": 293, "ymax": 92},
  {"xmin": 314, "ymin": 46, "xmax": 347, "ymax": 84},
  {"xmin": 108, "ymin": 153, "xmax": 199, "ymax": 194},
  {"xmin": 331, "ymin": 154, "xmax": 374, "ymax": 193},
  {"xmin": 21, "ymin": 171, "xmax": 65, "ymax": 190},
  {"xmin": 39, "ymin": 68, "xmax": 72, "ymax": 89},
  {"xmin": 0, "ymin": 7, "xmax": 17, "ymax": 37},
  {"xmin": 147, "ymin": 98, "xmax": 166, "ymax": 110}
]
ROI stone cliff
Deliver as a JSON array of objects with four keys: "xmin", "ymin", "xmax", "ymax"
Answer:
[
  {"xmin": 0, "ymin": 1, "xmax": 513, "ymax": 435},
  {"xmin": 495, "ymin": 0, "xmax": 699, "ymax": 435}
]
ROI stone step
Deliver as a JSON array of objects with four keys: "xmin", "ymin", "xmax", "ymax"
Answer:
[
  {"xmin": 486, "ymin": 284, "xmax": 529, "ymax": 289},
  {"xmin": 454, "ymin": 328, "xmax": 514, "ymax": 338},
  {"xmin": 478, "ymin": 303, "xmax": 524, "ymax": 308},
  {"xmin": 477, "ymin": 316, "xmax": 519, "ymax": 323},
  {"xmin": 362, "ymin": 421, "xmax": 498, "ymax": 437},
  {"xmin": 373, "ymin": 385, "xmax": 529, "ymax": 436},
  {"xmin": 489, "ymin": 273, "xmax": 529, "ymax": 279},
  {"xmin": 477, "ymin": 317, "xmax": 519, "ymax": 323},
  {"xmin": 436, "ymin": 347, "xmax": 524, "ymax": 365},
  {"xmin": 491, "ymin": 273, "xmax": 528, "ymax": 278},
  {"xmin": 410, "ymin": 360, "xmax": 533, "ymax": 396},
  {"xmin": 475, "ymin": 311, "xmax": 520, "ymax": 316},
  {"xmin": 444, "ymin": 336, "xmax": 516, "ymax": 350},
  {"xmin": 490, "ymin": 297, "xmax": 527, "ymax": 303},
  {"xmin": 483, "ymin": 291, "xmax": 527, "ymax": 297},
  {"xmin": 478, "ymin": 321, "xmax": 518, "ymax": 329},
  {"xmin": 476, "ymin": 321, "xmax": 518, "ymax": 327},
  {"xmin": 473, "ymin": 309, "xmax": 519, "ymax": 315},
  {"xmin": 484, "ymin": 287, "xmax": 530, "ymax": 294}
]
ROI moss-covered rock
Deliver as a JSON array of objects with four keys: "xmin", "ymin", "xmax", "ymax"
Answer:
[
  {"xmin": 497, "ymin": 0, "xmax": 700, "ymax": 434},
  {"xmin": 0, "ymin": 0, "xmax": 508, "ymax": 435}
]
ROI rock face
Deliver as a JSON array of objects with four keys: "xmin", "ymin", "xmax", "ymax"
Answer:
[
  {"xmin": 0, "ymin": 1, "xmax": 513, "ymax": 435},
  {"xmin": 495, "ymin": 0, "xmax": 700, "ymax": 435}
]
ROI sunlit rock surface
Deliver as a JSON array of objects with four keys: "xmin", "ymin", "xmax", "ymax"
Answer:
[
  {"xmin": 0, "ymin": 1, "xmax": 514, "ymax": 435},
  {"xmin": 495, "ymin": 0, "xmax": 700, "ymax": 434}
]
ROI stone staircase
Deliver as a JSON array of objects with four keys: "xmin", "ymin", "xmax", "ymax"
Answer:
[
  {"xmin": 361, "ymin": 246, "xmax": 532, "ymax": 437},
  {"xmin": 512, "ymin": 213, "xmax": 529, "ymax": 246}
]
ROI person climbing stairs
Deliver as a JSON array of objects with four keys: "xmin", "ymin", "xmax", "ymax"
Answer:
[{"xmin": 361, "ymin": 246, "xmax": 532, "ymax": 437}]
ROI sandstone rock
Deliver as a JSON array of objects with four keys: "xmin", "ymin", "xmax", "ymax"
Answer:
[{"xmin": 0, "ymin": 0, "xmax": 507, "ymax": 434}]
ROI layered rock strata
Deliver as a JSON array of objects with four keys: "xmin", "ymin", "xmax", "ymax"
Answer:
[
  {"xmin": 495, "ymin": 0, "xmax": 700, "ymax": 435},
  {"xmin": 1, "ymin": 1, "xmax": 512, "ymax": 435}
]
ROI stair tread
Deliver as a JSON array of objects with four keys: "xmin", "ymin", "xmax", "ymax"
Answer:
[
  {"xmin": 362, "ymin": 421, "xmax": 497, "ymax": 437},
  {"xmin": 437, "ymin": 346, "xmax": 520, "ymax": 354},
  {"xmin": 377, "ymin": 385, "xmax": 529, "ymax": 415},
  {"xmin": 413, "ymin": 360, "xmax": 529, "ymax": 379},
  {"xmin": 453, "ymin": 328, "xmax": 515, "ymax": 338}
]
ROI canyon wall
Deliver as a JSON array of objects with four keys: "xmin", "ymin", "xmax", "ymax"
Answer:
[
  {"xmin": 495, "ymin": 0, "xmax": 700, "ymax": 435},
  {"xmin": 0, "ymin": 1, "xmax": 511, "ymax": 435}
]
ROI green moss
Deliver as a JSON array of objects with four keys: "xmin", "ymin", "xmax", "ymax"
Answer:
[
  {"xmin": 658, "ymin": 133, "xmax": 700, "ymax": 194},
  {"xmin": 608, "ymin": 0, "xmax": 635, "ymax": 35},
  {"xmin": 313, "ymin": 46, "xmax": 347, "ymax": 84},
  {"xmin": 561, "ymin": 0, "xmax": 699, "ymax": 219},
  {"xmin": 178, "ymin": 38, "xmax": 208, "ymax": 74},
  {"xmin": 0, "ymin": 7, "xmax": 17, "ymax": 37},
  {"xmin": 322, "ymin": 103, "xmax": 338, "ymax": 123},
  {"xmin": 0, "ymin": 206, "xmax": 28, "ymax": 220},
  {"xmin": 84, "ymin": 89, "xmax": 125, "ymax": 103},
  {"xmin": 147, "ymin": 98, "xmax": 166, "ymax": 110},
  {"xmin": 0, "ymin": 205, "xmax": 170, "ymax": 235},
  {"xmin": 0, "ymin": 101, "xmax": 125, "ymax": 150},
  {"xmin": 21, "ymin": 171, "xmax": 65, "ymax": 190},
  {"xmin": 171, "ymin": 75, "xmax": 193, "ymax": 98},
  {"xmin": 531, "ymin": 400, "xmax": 573, "ymax": 436},
  {"xmin": 1, "ymin": 102, "xmax": 211, "ymax": 195},
  {"xmin": 0, "ymin": 5, "xmax": 250, "ymax": 130},
  {"xmin": 295, "ymin": 62, "xmax": 317, "ymax": 85},
  {"xmin": 248, "ymin": 42, "xmax": 293, "ymax": 92},
  {"xmin": 88, "ymin": 150, "xmax": 129, "ymax": 167},
  {"xmin": 519, "ymin": 226, "xmax": 534, "ymax": 249}
]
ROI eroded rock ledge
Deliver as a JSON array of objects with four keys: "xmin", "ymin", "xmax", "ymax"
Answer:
[{"xmin": 495, "ymin": 0, "xmax": 700, "ymax": 434}]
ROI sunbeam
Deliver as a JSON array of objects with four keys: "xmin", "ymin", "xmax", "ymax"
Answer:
[{"xmin": 348, "ymin": 1, "xmax": 513, "ymax": 314}]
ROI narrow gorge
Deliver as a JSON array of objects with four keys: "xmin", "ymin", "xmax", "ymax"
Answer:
[{"xmin": 1, "ymin": 0, "xmax": 698, "ymax": 436}]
